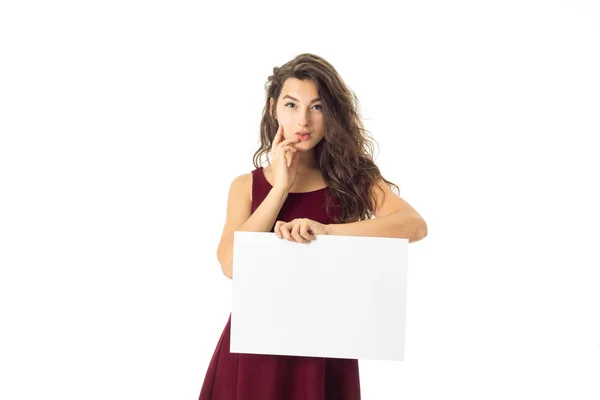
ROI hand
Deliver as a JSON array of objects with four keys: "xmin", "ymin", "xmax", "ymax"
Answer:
[
  {"xmin": 270, "ymin": 124, "xmax": 301, "ymax": 193},
  {"xmin": 274, "ymin": 218, "xmax": 329, "ymax": 243}
]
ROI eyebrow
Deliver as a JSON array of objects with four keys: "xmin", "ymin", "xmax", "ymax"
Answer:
[{"xmin": 282, "ymin": 94, "xmax": 321, "ymax": 103}]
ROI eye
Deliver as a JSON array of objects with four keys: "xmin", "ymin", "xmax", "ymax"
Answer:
[{"xmin": 284, "ymin": 102, "xmax": 323, "ymax": 111}]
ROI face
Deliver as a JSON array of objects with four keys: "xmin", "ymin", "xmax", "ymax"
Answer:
[{"xmin": 270, "ymin": 78, "xmax": 325, "ymax": 149}]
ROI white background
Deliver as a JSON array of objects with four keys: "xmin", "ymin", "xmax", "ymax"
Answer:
[{"xmin": 1, "ymin": 0, "xmax": 599, "ymax": 399}]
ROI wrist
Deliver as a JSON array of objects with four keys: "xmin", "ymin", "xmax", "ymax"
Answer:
[{"xmin": 270, "ymin": 186, "xmax": 289, "ymax": 198}]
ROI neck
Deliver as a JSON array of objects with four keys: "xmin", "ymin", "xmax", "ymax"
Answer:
[{"xmin": 297, "ymin": 148, "xmax": 319, "ymax": 170}]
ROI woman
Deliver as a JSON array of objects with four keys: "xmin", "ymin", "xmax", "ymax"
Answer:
[{"xmin": 199, "ymin": 53, "xmax": 427, "ymax": 400}]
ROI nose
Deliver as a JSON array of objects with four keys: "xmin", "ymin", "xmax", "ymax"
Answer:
[{"xmin": 297, "ymin": 110, "xmax": 310, "ymax": 127}]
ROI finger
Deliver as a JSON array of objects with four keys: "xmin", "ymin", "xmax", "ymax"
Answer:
[
  {"xmin": 276, "ymin": 145, "xmax": 297, "ymax": 155},
  {"xmin": 281, "ymin": 225, "xmax": 294, "ymax": 242},
  {"xmin": 274, "ymin": 221, "xmax": 283, "ymax": 239},
  {"xmin": 275, "ymin": 145, "xmax": 297, "ymax": 162},
  {"xmin": 291, "ymin": 224, "xmax": 307, "ymax": 243},
  {"xmin": 271, "ymin": 125, "xmax": 283, "ymax": 150},
  {"xmin": 300, "ymin": 223, "xmax": 315, "ymax": 241},
  {"xmin": 276, "ymin": 142, "xmax": 298, "ymax": 156},
  {"xmin": 275, "ymin": 138, "xmax": 299, "ymax": 154},
  {"xmin": 276, "ymin": 146, "xmax": 296, "ymax": 165},
  {"xmin": 276, "ymin": 149, "xmax": 295, "ymax": 169},
  {"xmin": 280, "ymin": 138, "xmax": 301, "ymax": 146}
]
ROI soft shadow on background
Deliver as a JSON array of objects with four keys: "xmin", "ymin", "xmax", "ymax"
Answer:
[{"xmin": 1, "ymin": 1, "xmax": 598, "ymax": 399}]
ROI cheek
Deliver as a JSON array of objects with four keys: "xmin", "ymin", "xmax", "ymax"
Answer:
[
  {"xmin": 277, "ymin": 111, "xmax": 291, "ymax": 124},
  {"xmin": 280, "ymin": 120, "xmax": 295, "ymax": 138}
]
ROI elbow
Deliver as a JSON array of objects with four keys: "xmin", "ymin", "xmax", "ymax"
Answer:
[
  {"xmin": 409, "ymin": 218, "xmax": 428, "ymax": 243},
  {"xmin": 418, "ymin": 219, "xmax": 427, "ymax": 239},
  {"xmin": 217, "ymin": 249, "xmax": 233, "ymax": 280},
  {"xmin": 221, "ymin": 262, "xmax": 233, "ymax": 280}
]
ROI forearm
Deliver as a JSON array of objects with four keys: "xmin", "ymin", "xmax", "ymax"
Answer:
[
  {"xmin": 221, "ymin": 187, "xmax": 289, "ymax": 279},
  {"xmin": 326, "ymin": 212, "xmax": 427, "ymax": 243},
  {"xmin": 238, "ymin": 187, "xmax": 289, "ymax": 232}
]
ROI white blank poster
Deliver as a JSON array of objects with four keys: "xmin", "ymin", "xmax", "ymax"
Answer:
[{"xmin": 230, "ymin": 231, "xmax": 408, "ymax": 361}]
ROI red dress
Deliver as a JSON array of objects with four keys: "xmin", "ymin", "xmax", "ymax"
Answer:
[{"xmin": 198, "ymin": 167, "xmax": 361, "ymax": 400}]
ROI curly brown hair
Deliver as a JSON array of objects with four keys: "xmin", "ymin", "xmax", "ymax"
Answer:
[{"xmin": 252, "ymin": 53, "xmax": 400, "ymax": 224}]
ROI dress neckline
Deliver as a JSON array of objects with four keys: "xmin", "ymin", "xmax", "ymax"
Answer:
[{"xmin": 259, "ymin": 167, "xmax": 329, "ymax": 194}]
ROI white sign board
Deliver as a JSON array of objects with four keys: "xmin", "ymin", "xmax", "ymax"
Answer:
[{"xmin": 231, "ymin": 231, "xmax": 408, "ymax": 361}]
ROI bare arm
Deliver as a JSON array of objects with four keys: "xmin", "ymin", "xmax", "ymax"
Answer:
[
  {"xmin": 327, "ymin": 178, "xmax": 427, "ymax": 243},
  {"xmin": 216, "ymin": 173, "xmax": 289, "ymax": 280},
  {"xmin": 327, "ymin": 212, "xmax": 427, "ymax": 243}
]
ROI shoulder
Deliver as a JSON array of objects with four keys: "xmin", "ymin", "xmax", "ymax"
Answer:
[{"xmin": 229, "ymin": 172, "xmax": 253, "ymax": 203}]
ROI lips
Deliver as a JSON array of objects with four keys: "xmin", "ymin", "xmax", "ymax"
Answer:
[{"xmin": 296, "ymin": 132, "xmax": 312, "ymax": 141}]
